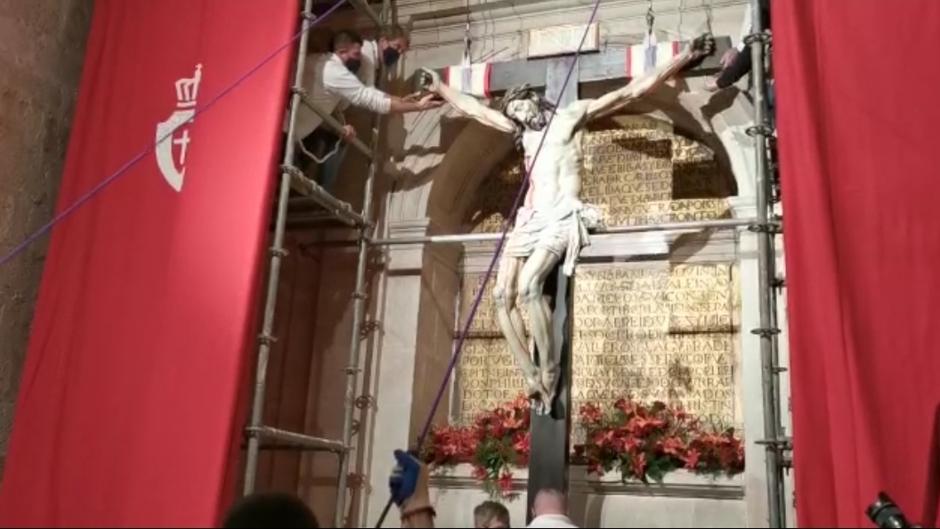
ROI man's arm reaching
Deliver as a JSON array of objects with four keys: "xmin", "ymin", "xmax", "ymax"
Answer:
[
  {"xmin": 324, "ymin": 61, "xmax": 440, "ymax": 114},
  {"xmin": 585, "ymin": 34, "xmax": 715, "ymax": 120},
  {"xmin": 421, "ymin": 68, "xmax": 517, "ymax": 134},
  {"xmin": 389, "ymin": 93, "xmax": 443, "ymax": 113}
]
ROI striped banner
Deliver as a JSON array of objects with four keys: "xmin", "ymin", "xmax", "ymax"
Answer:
[
  {"xmin": 625, "ymin": 38, "xmax": 682, "ymax": 78},
  {"xmin": 443, "ymin": 62, "xmax": 493, "ymax": 98}
]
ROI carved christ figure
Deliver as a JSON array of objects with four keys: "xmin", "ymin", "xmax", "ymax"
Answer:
[{"xmin": 423, "ymin": 35, "xmax": 714, "ymax": 413}]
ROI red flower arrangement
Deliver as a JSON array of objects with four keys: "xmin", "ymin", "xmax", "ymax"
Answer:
[
  {"xmin": 424, "ymin": 395, "xmax": 530, "ymax": 498},
  {"xmin": 575, "ymin": 398, "xmax": 745, "ymax": 483},
  {"xmin": 424, "ymin": 396, "xmax": 743, "ymax": 497}
]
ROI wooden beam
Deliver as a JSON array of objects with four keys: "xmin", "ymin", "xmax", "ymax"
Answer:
[
  {"xmin": 422, "ymin": 36, "xmax": 732, "ymax": 95},
  {"xmin": 526, "ymin": 56, "xmax": 578, "ymax": 523}
]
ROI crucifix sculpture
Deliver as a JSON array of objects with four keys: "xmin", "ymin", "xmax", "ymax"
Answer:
[
  {"xmin": 419, "ymin": 33, "xmax": 721, "ymax": 518},
  {"xmin": 425, "ymin": 34, "xmax": 716, "ymax": 414}
]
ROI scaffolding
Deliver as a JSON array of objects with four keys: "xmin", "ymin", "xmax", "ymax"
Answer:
[
  {"xmin": 241, "ymin": 0, "xmax": 390, "ymax": 527},
  {"xmin": 746, "ymin": 0, "xmax": 791, "ymax": 526},
  {"xmin": 244, "ymin": 0, "xmax": 790, "ymax": 527}
]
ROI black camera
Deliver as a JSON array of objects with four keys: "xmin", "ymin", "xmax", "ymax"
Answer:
[
  {"xmin": 867, "ymin": 492, "xmax": 916, "ymax": 528},
  {"xmin": 413, "ymin": 69, "xmax": 434, "ymax": 95}
]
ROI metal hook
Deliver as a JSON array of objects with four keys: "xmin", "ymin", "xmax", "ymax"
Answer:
[
  {"xmin": 646, "ymin": 0, "xmax": 655, "ymax": 35},
  {"xmin": 702, "ymin": 0, "xmax": 714, "ymax": 34},
  {"xmin": 462, "ymin": 0, "xmax": 472, "ymax": 65}
]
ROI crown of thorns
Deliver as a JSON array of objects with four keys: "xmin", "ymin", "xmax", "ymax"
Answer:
[{"xmin": 498, "ymin": 84, "xmax": 554, "ymax": 113}]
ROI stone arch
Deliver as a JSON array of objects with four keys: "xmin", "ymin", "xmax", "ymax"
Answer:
[{"xmin": 373, "ymin": 86, "xmax": 759, "ymax": 453}]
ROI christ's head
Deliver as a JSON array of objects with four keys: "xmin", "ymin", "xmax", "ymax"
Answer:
[{"xmin": 500, "ymin": 85, "xmax": 551, "ymax": 131}]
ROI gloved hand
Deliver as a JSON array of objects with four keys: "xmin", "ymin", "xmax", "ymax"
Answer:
[{"xmin": 389, "ymin": 450, "xmax": 434, "ymax": 520}]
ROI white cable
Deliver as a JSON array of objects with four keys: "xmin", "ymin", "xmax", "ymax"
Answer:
[
  {"xmin": 298, "ymin": 136, "xmax": 341, "ymax": 164},
  {"xmin": 676, "ymin": 0, "xmax": 686, "ymax": 39}
]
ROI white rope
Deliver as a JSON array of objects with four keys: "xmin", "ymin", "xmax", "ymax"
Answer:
[
  {"xmin": 461, "ymin": 0, "xmax": 472, "ymax": 66},
  {"xmin": 297, "ymin": 113, "xmax": 347, "ymax": 164},
  {"xmin": 702, "ymin": 0, "xmax": 714, "ymax": 34},
  {"xmin": 298, "ymin": 135, "xmax": 340, "ymax": 164},
  {"xmin": 676, "ymin": 0, "xmax": 686, "ymax": 39}
]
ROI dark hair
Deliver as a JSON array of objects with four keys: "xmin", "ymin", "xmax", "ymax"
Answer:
[
  {"xmin": 222, "ymin": 493, "xmax": 319, "ymax": 529},
  {"xmin": 380, "ymin": 24, "xmax": 410, "ymax": 45},
  {"xmin": 498, "ymin": 84, "xmax": 554, "ymax": 114},
  {"xmin": 330, "ymin": 30, "xmax": 364, "ymax": 52},
  {"xmin": 474, "ymin": 501, "xmax": 511, "ymax": 528},
  {"xmin": 498, "ymin": 84, "xmax": 555, "ymax": 150}
]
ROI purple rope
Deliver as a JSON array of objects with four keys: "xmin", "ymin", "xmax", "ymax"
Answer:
[
  {"xmin": 0, "ymin": 0, "xmax": 348, "ymax": 268},
  {"xmin": 414, "ymin": 0, "xmax": 604, "ymax": 451}
]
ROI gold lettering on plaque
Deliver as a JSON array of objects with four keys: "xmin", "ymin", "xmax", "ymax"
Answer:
[
  {"xmin": 572, "ymin": 264, "xmax": 738, "ymax": 426},
  {"xmin": 456, "ymin": 118, "xmax": 739, "ymax": 425},
  {"xmin": 457, "ymin": 264, "xmax": 739, "ymax": 426},
  {"xmin": 464, "ymin": 117, "xmax": 733, "ymax": 232},
  {"xmin": 457, "ymin": 338, "xmax": 527, "ymax": 419}
]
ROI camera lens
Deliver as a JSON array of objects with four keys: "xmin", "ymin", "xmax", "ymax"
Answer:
[{"xmin": 867, "ymin": 493, "xmax": 911, "ymax": 529}]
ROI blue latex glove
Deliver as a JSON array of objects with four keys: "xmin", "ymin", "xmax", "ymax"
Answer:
[{"xmin": 389, "ymin": 449, "xmax": 421, "ymax": 506}]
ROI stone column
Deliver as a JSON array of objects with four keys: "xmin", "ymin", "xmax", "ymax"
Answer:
[{"xmin": 361, "ymin": 219, "xmax": 429, "ymax": 527}]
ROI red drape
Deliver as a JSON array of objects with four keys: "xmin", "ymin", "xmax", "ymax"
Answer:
[
  {"xmin": 0, "ymin": 1, "xmax": 294, "ymax": 526},
  {"xmin": 775, "ymin": 1, "xmax": 940, "ymax": 526}
]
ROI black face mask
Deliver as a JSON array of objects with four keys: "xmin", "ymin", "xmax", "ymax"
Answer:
[
  {"xmin": 345, "ymin": 58, "xmax": 362, "ymax": 74},
  {"xmin": 383, "ymin": 47, "xmax": 401, "ymax": 67}
]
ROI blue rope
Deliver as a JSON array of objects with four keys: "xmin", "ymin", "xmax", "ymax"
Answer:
[{"xmin": 0, "ymin": 0, "xmax": 349, "ymax": 268}]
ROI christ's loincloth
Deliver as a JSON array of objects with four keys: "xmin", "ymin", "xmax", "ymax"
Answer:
[{"xmin": 504, "ymin": 199, "xmax": 601, "ymax": 275}]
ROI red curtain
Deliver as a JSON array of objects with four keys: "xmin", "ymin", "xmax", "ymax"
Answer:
[
  {"xmin": 0, "ymin": 1, "xmax": 294, "ymax": 526},
  {"xmin": 775, "ymin": 1, "xmax": 940, "ymax": 526}
]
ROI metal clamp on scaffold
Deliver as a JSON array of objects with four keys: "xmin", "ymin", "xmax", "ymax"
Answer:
[
  {"xmin": 359, "ymin": 320, "xmax": 381, "ymax": 338},
  {"xmin": 746, "ymin": 124, "xmax": 775, "ymax": 138},
  {"xmin": 351, "ymin": 290, "xmax": 369, "ymax": 300},
  {"xmin": 355, "ymin": 395, "xmax": 377, "ymax": 410},
  {"xmin": 756, "ymin": 437, "xmax": 793, "ymax": 451},
  {"xmin": 257, "ymin": 333, "xmax": 278, "ymax": 347},
  {"xmin": 269, "ymin": 247, "xmax": 289, "ymax": 258},
  {"xmin": 748, "ymin": 221, "xmax": 782, "ymax": 234},
  {"xmin": 743, "ymin": 31, "xmax": 771, "ymax": 46},
  {"xmin": 751, "ymin": 327, "xmax": 781, "ymax": 338}
]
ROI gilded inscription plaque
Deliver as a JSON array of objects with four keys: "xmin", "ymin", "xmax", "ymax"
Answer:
[
  {"xmin": 457, "ymin": 264, "xmax": 739, "ymax": 425},
  {"xmin": 455, "ymin": 120, "xmax": 739, "ymax": 426},
  {"xmin": 456, "ymin": 273, "xmax": 530, "ymax": 419},
  {"xmin": 572, "ymin": 264, "xmax": 738, "ymax": 426},
  {"xmin": 464, "ymin": 117, "xmax": 733, "ymax": 232},
  {"xmin": 457, "ymin": 338, "xmax": 527, "ymax": 419}
]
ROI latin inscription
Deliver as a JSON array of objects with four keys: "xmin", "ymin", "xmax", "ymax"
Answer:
[{"xmin": 572, "ymin": 264, "xmax": 738, "ymax": 426}]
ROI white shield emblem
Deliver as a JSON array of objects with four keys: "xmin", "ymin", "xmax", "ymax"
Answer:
[
  {"xmin": 155, "ymin": 64, "xmax": 202, "ymax": 192},
  {"xmin": 155, "ymin": 109, "xmax": 195, "ymax": 192}
]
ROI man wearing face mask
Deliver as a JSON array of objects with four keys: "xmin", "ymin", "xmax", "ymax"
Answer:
[{"xmin": 292, "ymin": 27, "xmax": 441, "ymax": 192}]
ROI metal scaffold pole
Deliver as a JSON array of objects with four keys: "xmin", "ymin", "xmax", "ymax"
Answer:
[
  {"xmin": 334, "ymin": 1, "xmax": 390, "ymax": 525},
  {"xmin": 747, "ymin": 0, "xmax": 788, "ymax": 526},
  {"xmin": 243, "ymin": 0, "xmax": 318, "ymax": 496},
  {"xmin": 242, "ymin": 0, "xmax": 389, "ymax": 518}
]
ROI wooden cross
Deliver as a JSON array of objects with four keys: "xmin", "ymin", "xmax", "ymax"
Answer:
[
  {"xmin": 428, "ymin": 36, "xmax": 732, "ymax": 97},
  {"xmin": 423, "ymin": 34, "xmax": 733, "ymax": 521},
  {"xmin": 525, "ymin": 55, "xmax": 579, "ymax": 523}
]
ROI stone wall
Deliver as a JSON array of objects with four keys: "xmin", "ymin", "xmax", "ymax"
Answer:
[{"xmin": 0, "ymin": 0, "xmax": 93, "ymax": 470}]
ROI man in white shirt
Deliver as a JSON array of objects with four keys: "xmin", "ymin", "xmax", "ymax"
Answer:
[
  {"xmin": 527, "ymin": 489, "xmax": 578, "ymax": 528},
  {"xmin": 293, "ymin": 27, "xmax": 440, "ymax": 191}
]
